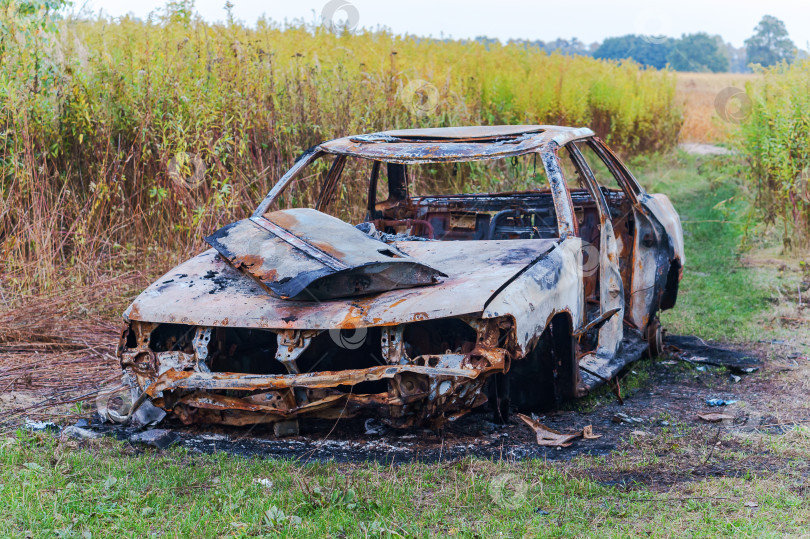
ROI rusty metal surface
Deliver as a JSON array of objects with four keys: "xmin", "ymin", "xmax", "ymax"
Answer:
[
  {"xmin": 117, "ymin": 124, "xmax": 683, "ymax": 430},
  {"xmin": 627, "ymin": 195, "xmax": 677, "ymax": 330},
  {"xmin": 119, "ymin": 317, "xmax": 509, "ymax": 427},
  {"xmin": 646, "ymin": 193, "xmax": 685, "ymax": 267},
  {"xmin": 543, "ymin": 147, "xmax": 579, "ymax": 239},
  {"xmin": 124, "ymin": 239, "xmax": 557, "ymax": 330},
  {"xmin": 205, "ymin": 208, "xmax": 445, "ymax": 300},
  {"xmin": 144, "ymin": 364, "xmax": 483, "ymax": 395},
  {"xmin": 378, "ymin": 125, "xmax": 547, "ymax": 139},
  {"xmin": 483, "ymin": 238, "xmax": 584, "ymax": 356},
  {"xmin": 319, "ymin": 126, "xmax": 594, "ymax": 165}
]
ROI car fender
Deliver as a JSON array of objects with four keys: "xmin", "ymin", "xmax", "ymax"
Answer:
[{"xmin": 482, "ymin": 237, "xmax": 585, "ymax": 357}]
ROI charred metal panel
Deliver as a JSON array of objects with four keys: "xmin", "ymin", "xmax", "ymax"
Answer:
[
  {"xmin": 321, "ymin": 139, "xmax": 544, "ymax": 164},
  {"xmin": 125, "ymin": 239, "xmax": 557, "ymax": 330},
  {"xmin": 629, "ymin": 196, "xmax": 676, "ymax": 330},
  {"xmin": 119, "ymin": 317, "xmax": 511, "ymax": 428},
  {"xmin": 577, "ymin": 329, "xmax": 648, "ymax": 392},
  {"xmin": 646, "ymin": 194, "xmax": 685, "ymax": 268},
  {"xmin": 319, "ymin": 126, "xmax": 595, "ymax": 165},
  {"xmin": 380, "ymin": 125, "xmax": 546, "ymax": 139},
  {"xmin": 145, "ymin": 364, "xmax": 482, "ymax": 395},
  {"xmin": 541, "ymin": 149, "xmax": 578, "ymax": 239},
  {"xmin": 205, "ymin": 208, "xmax": 445, "ymax": 300}
]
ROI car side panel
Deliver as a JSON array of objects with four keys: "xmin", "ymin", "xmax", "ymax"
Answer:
[{"xmin": 629, "ymin": 194, "xmax": 677, "ymax": 329}]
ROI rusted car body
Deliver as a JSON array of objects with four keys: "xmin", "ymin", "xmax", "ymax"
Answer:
[{"xmin": 117, "ymin": 125, "xmax": 684, "ymax": 429}]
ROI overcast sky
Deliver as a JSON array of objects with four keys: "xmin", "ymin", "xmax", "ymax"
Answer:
[{"xmin": 84, "ymin": 0, "xmax": 810, "ymax": 49}]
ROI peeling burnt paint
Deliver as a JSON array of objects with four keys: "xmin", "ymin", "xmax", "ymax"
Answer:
[
  {"xmin": 117, "ymin": 125, "xmax": 683, "ymax": 430},
  {"xmin": 205, "ymin": 208, "xmax": 445, "ymax": 300}
]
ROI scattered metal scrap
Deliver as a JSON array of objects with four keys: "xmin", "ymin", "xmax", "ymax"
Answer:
[{"xmin": 517, "ymin": 413, "xmax": 602, "ymax": 447}]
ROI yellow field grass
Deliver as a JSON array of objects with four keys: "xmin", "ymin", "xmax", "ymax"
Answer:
[
  {"xmin": 676, "ymin": 72, "xmax": 761, "ymax": 143},
  {"xmin": 0, "ymin": 12, "xmax": 682, "ymax": 295}
]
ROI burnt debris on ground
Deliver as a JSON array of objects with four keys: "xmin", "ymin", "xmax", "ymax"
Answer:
[
  {"xmin": 15, "ymin": 335, "xmax": 790, "ymax": 465},
  {"xmin": 666, "ymin": 334, "xmax": 761, "ymax": 373}
]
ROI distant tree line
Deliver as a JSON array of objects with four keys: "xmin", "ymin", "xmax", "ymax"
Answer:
[{"xmin": 502, "ymin": 15, "xmax": 803, "ymax": 72}]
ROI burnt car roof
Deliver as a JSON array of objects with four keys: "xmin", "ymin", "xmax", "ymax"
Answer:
[{"xmin": 319, "ymin": 125, "xmax": 595, "ymax": 163}]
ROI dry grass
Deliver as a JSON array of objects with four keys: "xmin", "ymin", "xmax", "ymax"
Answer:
[
  {"xmin": 676, "ymin": 72, "xmax": 761, "ymax": 143},
  {"xmin": 0, "ymin": 277, "xmax": 142, "ymax": 429}
]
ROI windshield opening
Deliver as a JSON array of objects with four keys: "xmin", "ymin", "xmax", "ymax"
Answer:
[{"xmin": 265, "ymin": 152, "xmax": 570, "ymax": 242}]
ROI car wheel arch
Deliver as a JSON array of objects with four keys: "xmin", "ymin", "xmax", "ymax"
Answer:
[{"xmin": 488, "ymin": 311, "xmax": 580, "ymax": 420}]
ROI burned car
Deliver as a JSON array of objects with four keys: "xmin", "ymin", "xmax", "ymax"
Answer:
[{"xmin": 117, "ymin": 125, "xmax": 683, "ymax": 430}]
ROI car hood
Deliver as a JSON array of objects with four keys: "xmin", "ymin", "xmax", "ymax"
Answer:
[
  {"xmin": 204, "ymin": 208, "xmax": 447, "ymax": 300},
  {"xmin": 124, "ymin": 238, "xmax": 558, "ymax": 330}
]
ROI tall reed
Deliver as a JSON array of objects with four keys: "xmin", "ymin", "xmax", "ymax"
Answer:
[
  {"xmin": 741, "ymin": 61, "xmax": 810, "ymax": 249},
  {"xmin": 0, "ymin": 3, "xmax": 682, "ymax": 297}
]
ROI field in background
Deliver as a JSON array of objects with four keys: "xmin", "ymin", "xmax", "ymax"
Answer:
[
  {"xmin": 675, "ymin": 67, "xmax": 809, "ymax": 247},
  {"xmin": 676, "ymin": 72, "xmax": 760, "ymax": 143},
  {"xmin": 1, "ymin": 6, "xmax": 809, "ymax": 535},
  {"xmin": 0, "ymin": 7, "xmax": 681, "ymax": 300}
]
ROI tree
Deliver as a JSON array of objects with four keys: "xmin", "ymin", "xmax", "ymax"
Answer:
[
  {"xmin": 744, "ymin": 15, "xmax": 796, "ymax": 66},
  {"xmin": 593, "ymin": 35, "xmax": 674, "ymax": 69},
  {"xmin": 507, "ymin": 38, "xmax": 590, "ymax": 57},
  {"xmin": 541, "ymin": 37, "xmax": 590, "ymax": 57},
  {"xmin": 667, "ymin": 33, "xmax": 729, "ymax": 72}
]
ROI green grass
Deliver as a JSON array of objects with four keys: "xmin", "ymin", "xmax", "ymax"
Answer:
[
  {"xmin": 3, "ymin": 426, "xmax": 810, "ymax": 537},
  {"xmin": 633, "ymin": 152, "xmax": 778, "ymax": 342}
]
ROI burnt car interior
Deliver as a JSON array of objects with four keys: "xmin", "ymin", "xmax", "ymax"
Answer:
[
  {"xmin": 313, "ymin": 143, "xmax": 639, "ymax": 325},
  {"xmin": 312, "ymin": 148, "xmax": 626, "ymax": 246},
  {"xmin": 364, "ymin": 160, "xmax": 562, "ymax": 242},
  {"xmin": 309, "ymin": 140, "xmax": 638, "ymax": 259}
]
